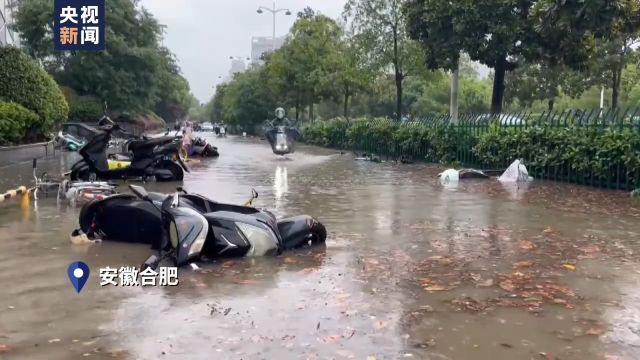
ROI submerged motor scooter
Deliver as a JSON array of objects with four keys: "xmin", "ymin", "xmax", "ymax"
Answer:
[
  {"xmin": 72, "ymin": 185, "xmax": 327, "ymax": 269},
  {"xmin": 192, "ymin": 137, "xmax": 220, "ymax": 157},
  {"xmin": 69, "ymin": 118, "xmax": 189, "ymax": 182}
]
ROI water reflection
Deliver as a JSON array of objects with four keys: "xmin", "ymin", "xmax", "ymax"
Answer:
[
  {"xmin": 499, "ymin": 180, "xmax": 531, "ymax": 200},
  {"xmin": 273, "ymin": 165, "xmax": 288, "ymax": 209}
]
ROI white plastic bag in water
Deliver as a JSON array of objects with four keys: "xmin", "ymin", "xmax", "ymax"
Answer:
[
  {"xmin": 498, "ymin": 159, "xmax": 533, "ymax": 182},
  {"xmin": 439, "ymin": 169, "xmax": 460, "ymax": 184}
]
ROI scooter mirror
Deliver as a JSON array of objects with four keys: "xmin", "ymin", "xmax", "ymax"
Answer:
[
  {"xmin": 128, "ymin": 184, "xmax": 150, "ymax": 201},
  {"xmin": 252, "ymin": 189, "xmax": 259, "ymax": 199},
  {"xmin": 176, "ymin": 186, "xmax": 188, "ymax": 194}
]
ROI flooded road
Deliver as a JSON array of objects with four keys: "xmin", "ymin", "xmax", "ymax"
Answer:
[{"xmin": 1, "ymin": 134, "xmax": 640, "ymax": 359}]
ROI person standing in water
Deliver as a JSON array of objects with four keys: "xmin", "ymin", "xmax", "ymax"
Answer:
[{"xmin": 182, "ymin": 121, "xmax": 193, "ymax": 156}]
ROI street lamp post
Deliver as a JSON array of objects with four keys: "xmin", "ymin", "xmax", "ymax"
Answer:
[{"xmin": 257, "ymin": 2, "xmax": 292, "ymax": 51}]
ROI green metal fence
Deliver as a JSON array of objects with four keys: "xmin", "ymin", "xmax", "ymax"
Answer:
[{"xmin": 303, "ymin": 108, "xmax": 640, "ymax": 191}]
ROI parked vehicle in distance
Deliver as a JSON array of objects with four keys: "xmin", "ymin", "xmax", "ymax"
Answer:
[
  {"xmin": 61, "ymin": 122, "xmax": 102, "ymax": 143},
  {"xmin": 200, "ymin": 122, "xmax": 214, "ymax": 132},
  {"xmin": 472, "ymin": 114, "xmax": 526, "ymax": 126}
]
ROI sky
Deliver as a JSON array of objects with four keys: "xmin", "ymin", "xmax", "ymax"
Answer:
[{"xmin": 140, "ymin": 0, "xmax": 348, "ymax": 103}]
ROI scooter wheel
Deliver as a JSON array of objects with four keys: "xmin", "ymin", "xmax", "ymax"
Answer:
[{"xmin": 158, "ymin": 161, "xmax": 184, "ymax": 181}]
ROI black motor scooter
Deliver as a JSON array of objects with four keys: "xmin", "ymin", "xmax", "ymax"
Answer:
[
  {"xmin": 265, "ymin": 124, "xmax": 301, "ymax": 156},
  {"xmin": 72, "ymin": 185, "xmax": 327, "ymax": 269},
  {"xmin": 69, "ymin": 118, "xmax": 189, "ymax": 182}
]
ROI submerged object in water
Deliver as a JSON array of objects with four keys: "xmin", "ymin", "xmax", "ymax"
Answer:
[{"xmin": 498, "ymin": 159, "xmax": 533, "ymax": 183}]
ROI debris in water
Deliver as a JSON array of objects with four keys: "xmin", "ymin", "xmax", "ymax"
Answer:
[
  {"xmin": 499, "ymin": 280, "xmax": 516, "ymax": 292},
  {"xmin": 424, "ymin": 285, "xmax": 449, "ymax": 292},
  {"xmin": 48, "ymin": 339, "xmax": 61, "ymax": 344},
  {"xmin": 500, "ymin": 343, "xmax": 513, "ymax": 348},
  {"xmin": 519, "ymin": 240, "xmax": 535, "ymax": 250},
  {"xmin": 235, "ymin": 279, "xmax": 257, "ymax": 285},
  {"xmin": 513, "ymin": 261, "xmax": 533, "ymax": 268},
  {"xmin": 336, "ymin": 349, "xmax": 355, "ymax": 358},
  {"xmin": 0, "ymin": 344, "xmax": 11, "ymax": 353}
]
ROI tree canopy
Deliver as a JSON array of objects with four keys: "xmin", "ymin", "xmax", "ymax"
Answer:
[{"xmin": 13, "ymin": 0, "xmax": 195, "ymax": 123}]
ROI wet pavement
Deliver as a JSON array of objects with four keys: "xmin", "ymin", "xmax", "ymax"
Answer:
[{"xmin": 0, "ymin": 134, "xmax": 640, "ymax": 359}]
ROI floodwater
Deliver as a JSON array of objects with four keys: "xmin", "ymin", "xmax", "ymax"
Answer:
[{"xmin": 0, "ymin": 134, "xmax": 640, "ymax": 360}]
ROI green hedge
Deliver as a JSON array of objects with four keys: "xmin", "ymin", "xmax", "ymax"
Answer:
[
  {"xmin": 302, "ymin": 117, "xmax": 458, "ymax": 164},
  {"xmin": 301, "ymin": 117, "xmax": 640, "ymax": 189},
  {"xmin": 0, "ymin": 102, "xmax": 39, "ymax": 145},
  {"xmin": 68, "ymin": 95, "xmax": 103, "ymax": 122},
  {"xmin": 0, "ymin": 47, "xmax": 69, "ymax": 140}
]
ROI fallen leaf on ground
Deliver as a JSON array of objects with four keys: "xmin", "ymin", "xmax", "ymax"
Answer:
[
  {"xmin": 48, "ymin": 339, "xmax": 61, "ymax": 343},
  {"xmin": 499, "ymin": 280, "xmax": 515, "ymax": 292},
  {"xmin": 0, "ymin": 344, "xmax": 11, "ymax": 353},
  {"xmin": 367, "ymin": 356, "xmax": 377, "ymax": 360},
  {"xmin": 585, "ymin": 327, "xmax": 604, "ymax": 336},
  {"xmin": 284, "ymin": 257, "xmax": 298, "ymax": 264},
  {"xmin": 374, "ymin": 320, "xmax": 387, "ymax": 330},
  {"xmin": 336, "ymin": 293, "xmax": 351, "ymax": 300},
  {"xmin": 513, "ymin": 261, "xmax": 533, "ymax": 268},
  {"xmin": 477, "ymin": 279, "xmax": 494, "ymax": 287},
  {"xmin": 519, "ymin": 241, "xmax": 535, "ymax": 250},
  {"xmin": 562, "ymin": 264, "xmax": 576, "ymax": 271},
  {"xmin": 543, "ymin": 227, "xmax": 554, "ymax": 234},
  {"xmin": 336, "ymin": 349, "xmax": 355, "ymax": 358},
  {"xmin": 500, "ymin": 343, "xmax": 513, "ymax": 348},
  {"xmin": 321, "ymin": 335, "xmax": 341, "ymax": 344},
  {"xmin": 235, "ymin": 279, "xmax": 257, "ymax": 285},
  {"xmin": 424, "ymin": 285, "xmax": 448, "ymax": 292}
]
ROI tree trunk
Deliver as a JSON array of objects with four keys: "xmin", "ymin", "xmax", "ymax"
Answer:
[
  {"xmin": 295, "ymin": 97, "xmax": 300, "ymax": 123},
  {"xmin": 343, "ymin": 84, "xmax": 350, "ymax": 118},
  {"xmin": 491, "ymin": 57, "xmax": 507, "ymax": 114},
  {"xmin": 396, "ymin": 75, "xmax": 403, "ymax": 121},
  {"xmin": 612, "ymin": 65, "xmax": 622, "ymax": 110},
  {"xmin": 392, "ymin": 24, "xmax": 402, "ymax": 121},
  {"xmin": 309, "ymin": 103, "xmax": 314, "ymax": 122},
  {"xmin": 450, "ymin": 66, "xmax": 459, "ymax": 124},
  {"xmin": 548, "ymin": 98, "xmax": 554, "ymax": 111}
]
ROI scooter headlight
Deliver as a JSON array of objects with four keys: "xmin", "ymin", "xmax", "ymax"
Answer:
[
  {"xmin": 169, "ymin": 220, "xmax": 179, "ymax": 248},
  {"xmin": 170, "ymin": 208, "xmax": 209, "ymax": 264},
  {"xmin": 235, "ymin": 222, "xmax": 278, "ymax": 256}
]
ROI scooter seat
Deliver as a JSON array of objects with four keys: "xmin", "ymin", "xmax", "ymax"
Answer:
[{"xmin": 128, "ymin": 136, "xmax": 174, "ymax": 151}]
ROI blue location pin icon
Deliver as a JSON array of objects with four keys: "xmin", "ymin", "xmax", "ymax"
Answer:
[{"xmin": 67, "ymin": 261, "xmax": 90, "ymax": 293}]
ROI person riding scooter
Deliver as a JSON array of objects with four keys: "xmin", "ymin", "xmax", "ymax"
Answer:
[{"xmin": 264, "ymin": 108, "xmax": 300, "ymax": 156}]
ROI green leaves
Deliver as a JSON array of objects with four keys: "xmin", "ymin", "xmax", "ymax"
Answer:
[
  {"xmin": 13, "ymin": 0, "xmax": 194, "ymax": 120},
  {"xmin": 0, "ymin": 102, "xmax": 39, "ymax": 145},
  {"xmin": 0, "ymin": 47, "xmax": 69, "ymax": 140},
  {"xmin": 473, "ymin": 123, "xmax": 640, "ymax": 182}
]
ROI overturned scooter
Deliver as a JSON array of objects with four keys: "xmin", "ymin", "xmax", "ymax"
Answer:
[
  {"xmin": 73, "ymin": 184, "xmax": 326, "ymax": 269},
  {"xmin": 134, "ymin": 185, "xmax": 326, "ymax": 270}
]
